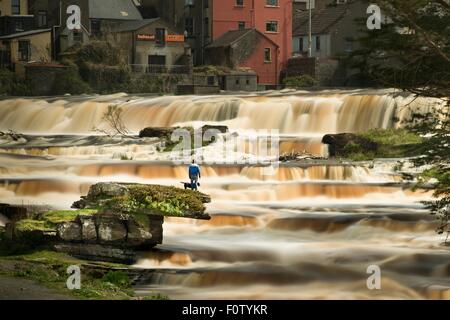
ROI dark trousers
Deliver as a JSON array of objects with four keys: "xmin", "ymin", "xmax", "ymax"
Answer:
[{"xmin": 189, "ymin": 174, "xmax": 199, "ymax": 190}]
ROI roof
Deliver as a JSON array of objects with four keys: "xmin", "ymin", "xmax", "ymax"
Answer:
[
  {"xmin": 293, "ymin": 5, "xmax": 349, "ymax": 36},
  {"xmin": 112, "ymin": 18, "xmax": 160, "ymax": 32},
  {"xmin": 207, "ymin": 29, "xmax": 279, "ymax": 49},
  {"xmin": 89, "ymin": 0, "xmax": 143, "ymax": 20},
  {"xmin": 0, "ymin": 28, "xmax": 51, "ymax": 40}
]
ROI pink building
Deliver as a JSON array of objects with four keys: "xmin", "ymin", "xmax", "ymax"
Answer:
[{"xmin": 211, "ymin": 0, "xmax": 292, "ymax": 84}]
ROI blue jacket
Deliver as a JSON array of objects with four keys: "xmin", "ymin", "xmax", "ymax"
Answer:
[{"xmin": 189, "ymin": 164, "xmax": 200, "ymax": 177}]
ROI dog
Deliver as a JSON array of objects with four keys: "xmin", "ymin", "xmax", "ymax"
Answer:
[{"xmin": 181, "ymin": 182, "xmax": 201, "ymax": 190}]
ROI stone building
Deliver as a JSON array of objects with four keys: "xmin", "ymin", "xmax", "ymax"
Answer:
[
  {"xmin": 108, "ymin": 18, "xmax": 191, "ymax": 73},
  {"xmin": 292, "ymin": 0, "xmax": 368, "ymax": 58}
]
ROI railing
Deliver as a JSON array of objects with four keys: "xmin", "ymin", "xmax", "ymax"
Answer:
[{"xmin": 129, "ymin": 64, "xmax": 190, "ymax": 74}]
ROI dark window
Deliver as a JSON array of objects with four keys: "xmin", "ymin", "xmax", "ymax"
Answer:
[
  {"xmin": 185, "ymin": 17, "xmax": 194, "ymax": 37},
  {"xmin": 238, "ymin": 21, "xmax": 245, "ymax": 30},
  {"xmin": 246, "ymin": 79, "xmax": 250, "ymax": 85},
  {"xmin": 14, "ymin": 20, "xmax": 24, "ymax": 32},
  {"xmin": 266, "ymin": 21, "xmax": 278, "ymax": 32},
  {"xmin": 264, "ymin": 48, "xmax": 271, "ymax": 62},
  {"xmin": 236, "ymin": 0, "xmax": 244, "ymax": 6},
  {"xmin": 18, "ymin": 40, "xmax": 30, "ymax": 61},
  {"xmin": 316, "ymin": 36, "xmax": 321, "ymax": 51},
  {"xmin": 73, "ymin": 30, "xmax": 83, "ymax": 43},
  {"xmin": 148, "ymin": 55, "xmax": 166, "ymax": 73},
  {"xmin": 11, "ymin": 0, "xmax": 20, "ymax": 15},
  {"xmin": 156, "ymin": 28, "xmax": 166, "ymax": 45},
  {"xmin": 204, "ymin": 0, "xmax": 209, "ymax": 8},
  {"xmin": 204, "ymin": 17, "xmax": 209, "ymax": 37},
  {"xmin": 91, "ymin": 20, "xmax": 101, "ymax": 36},
  {"xmin": 266, "ymin": 0, "xmax": 278, "ymax": 6},
  {"xmin": 37, "ymin": 11, "xmax": 48, "ymax": 27},
  {"xmin": 235, "ymin": 78, "xmax": 240, "ymax": 85},
  {"xmin": 299, "ymin": 37, "xmax": 303, "ymax": 52}
]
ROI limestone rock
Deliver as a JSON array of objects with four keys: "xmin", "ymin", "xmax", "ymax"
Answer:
[
  {"xmin": 79, "ymin": 216, "xmax": 97, "ymax": 242},
  {"xmin": 57, "ymin": 222, "xmax": 82, "ymax": 242},
  {"xmin": 96, "ymin": 215, "xmax": 127, "ymax": 243},
  {"xmin": 126, "ymin": 220, "xmax": 153, "ymax": 246}
]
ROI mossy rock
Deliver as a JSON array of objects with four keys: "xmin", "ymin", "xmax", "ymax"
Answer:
[{"xmin": 73, "ymin": 183, "xmax": 211, "ymax": 220}]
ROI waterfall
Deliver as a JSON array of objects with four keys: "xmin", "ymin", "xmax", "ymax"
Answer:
[{"xmin": 0, "ymin": 92, "xmax": 440, "ymax": 135}]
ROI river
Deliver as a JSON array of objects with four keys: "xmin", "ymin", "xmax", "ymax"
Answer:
[{"xmin": 0, "ymin": 89, "xmax": 448, "ymax": 299}]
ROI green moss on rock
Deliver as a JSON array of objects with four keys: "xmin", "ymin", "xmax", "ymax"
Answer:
[
  {"xmin": 103, "ymin": 184, "xmax": 210, "ymax": 218},
  {"xmin": 15, "ymin": 220, "xmax": 54, "ymax": 233},
  {"xmin": 43, "ymin": 209, "xmax": 97, "ymax": 225}
]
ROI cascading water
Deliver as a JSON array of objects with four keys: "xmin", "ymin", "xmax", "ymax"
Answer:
[{"xmin": 0, "ymin": 90, "xmax": 448, "ymax": 299}]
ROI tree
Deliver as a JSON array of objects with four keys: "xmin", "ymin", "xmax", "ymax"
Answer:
[{"xmin": 351, "ymin": 0, "xmax": 449, "ymax": 240}]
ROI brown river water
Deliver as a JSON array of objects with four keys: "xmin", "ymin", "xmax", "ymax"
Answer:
[{"xmin": 0, "ymin": 89, "xmax": 448, "ymax": 299}]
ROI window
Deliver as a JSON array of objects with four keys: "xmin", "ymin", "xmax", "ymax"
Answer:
[
  {"xmin": 299, "ymin": 37, "xmax": 303, "ymax": 52},
  {"xmin": 185, "ymin": 0, "xmax": 194, "ymax": 6},
  {"xmin": 246, "ymin": 79, "xmax": 250, "ymax": 85},
  {"xmin": 91, "ymin": 20, "xmax": 101, "ymax": 36},
  {"xmin": 236, "ymin": 0, "xmax": 244, "ymax": 6},
  {"xmin": 345, "ymin": 39, "xmax": 353, "ymax": 52},
  {"xmin": 73, "ymin": 30, "xmax": 83, "ymax": 43},
  {"xmin": 266, "ymin": 0, "xmax": 278, "ymax": 6},
  {"xmin": 11, "ymin": 0, "xmax": 20, "ymax": 15},
  {"xmin": 204, "ymin": 17, "xmax": 209, "ymax": 37},
  {"xmin": 156, "ymin": 28, "xmax": 166, "ymax": 45},
  {"xmin": 185, "ymin": 17, "xmax": 194, "ymax": 37},
  {"xmin": 235, "ymin": 78, "xmax": 240, "ymax": 85},
  {"xmin": 37, "ymin": 11, "xmax": 48, "ymax": 27},
  {"xmin": 14, "ymin": 20, "xmax": 24, "ymax": 32},
  {"xmin": 238, "ymin": 21, "xmax": 245, "ymax": 30},
  {"xmin": 207, "ymin": 76, "xmax": 215, "ymax": 85},
  {"xmin": 264, "ymin": 48, "xmax": 271, "ymax": 62},
  {"xmin": 18, "ymin": 40, "xmax": 30, "ymax": 61},
  {"xmin": 265, "ymin": 21, "xmax": 278, "ymax": 33},
  {"xmin": 315, "ymin": 36, "xmax": 321, "ymax": 51}
]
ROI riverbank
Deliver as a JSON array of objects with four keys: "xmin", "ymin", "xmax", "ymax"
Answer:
[{"xmin": 0, "ymin": 250, "xmax": 169, "ymax": 300}]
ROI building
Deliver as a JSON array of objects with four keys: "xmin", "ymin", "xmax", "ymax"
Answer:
[
  {"xmin": 205, "ymin": 28, "xmax": 278, "ymax": 85},
  {"xmin": 292, "ymin": 0, "xmax": 368, "ymax": 58},
  {"xmin": 210, "ymin": 0, "xmax": 292, "ymax": 85},
  {"xmin": 0, "ymin": 0, "xmax": 51, "ymax": 70},
  {"xmin": 28, "ymin": 0, "xmax": 144, "ymax": 56},
  {"xmin": 108, "ymin": 18, "xmax": 191, "ymax": 73},
  {"xmin": 0, "ymin": 0, "xmax": 35, "ymax": 36},
  {"xmin": 139, "ymin": 0, "xmax": 292, "ymax": 85},
  {"xmin": 137, "ymin": 0, "xmax": 210, "ymax": 66}
]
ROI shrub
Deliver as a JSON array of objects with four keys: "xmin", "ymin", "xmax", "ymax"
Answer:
[
  {"xmin": 102, "ymin": 271, "xmax": 131, "ymax": 289},
  {"xmin": 52, "ymin": 64, "xmax": 92, "ymax": 95},
  {"xmin": 283, "ymin": 75, "xmax": 318, "ymax": 88},
  {"xmin": 0, "ymin": 68, "xmax": 32, "ymax": 96}
]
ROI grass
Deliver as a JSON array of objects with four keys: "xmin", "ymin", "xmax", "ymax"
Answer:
[
  {"xmin": 339, "ymin": 129, "xmax": 424, "ymax": 161},
  {"xmin": 12, "ymin": 209, "xmax": 98, "ymax": 235},
  {"xmin": 15, "ymin": 220, "xmax": 54, "ymax": 233},
  {"xmin": 42, "ymin": 209, "xmax": 97, "ymax": 225},
  {"xmin": 0, "ymin": 250, "xmax": 168, "ymax": 300}
]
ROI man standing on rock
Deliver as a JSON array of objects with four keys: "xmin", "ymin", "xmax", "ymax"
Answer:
[{"xmin": 188, "ymin": 160, "xmax": 201, "ymax": 190}]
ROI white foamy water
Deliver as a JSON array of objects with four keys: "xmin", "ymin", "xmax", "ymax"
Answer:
[{"xmin": 0, "ymin": 90, "xmax": 448, "ymax": 300}]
